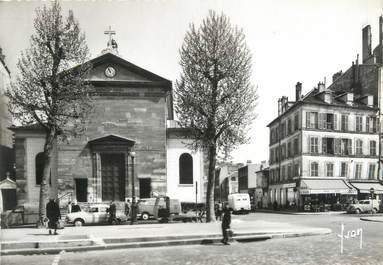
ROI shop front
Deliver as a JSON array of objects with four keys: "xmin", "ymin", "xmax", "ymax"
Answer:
[
  {"xmin": 299, "ymin": 179, "xmax": 357, "ymax": 211},
  {"xmin": 348, "ymin": 182, "xmax": 383, "ymax": 200}
]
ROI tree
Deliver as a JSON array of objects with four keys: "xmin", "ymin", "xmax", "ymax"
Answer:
[
  {"xmin": 6, "ymin": 1, "xmax": 93, "ymax": 227},
  {"xmin": 175, "ymin": 11, "xmax": 257, "ymax": 222}
]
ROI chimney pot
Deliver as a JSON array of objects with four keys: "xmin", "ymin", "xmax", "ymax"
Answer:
[
  {"xmin": 295, "ymin": 82, "xmax": 302, "ymax": 101},
  {"xmin": 362, "ymin": 25, "xmax": 372, "ymax": 63}
]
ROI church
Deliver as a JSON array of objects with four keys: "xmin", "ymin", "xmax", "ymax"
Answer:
[{"xmin": 11, "ymin": 34, "xmax": 207, "ymax": 223}]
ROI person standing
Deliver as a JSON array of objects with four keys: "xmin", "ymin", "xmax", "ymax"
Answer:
[
  {"xmin": 221, "ymin": 203, "xmax": 231, "ymax": 245},
  {"xmin": 71, "ymin": 200, "xmax": 81, "ymax": 213},
  {"xmin": 125, "ymin": 199, "xmax": 131, "ymax": 218},
  {"xmin": 46, "ymin": 198, "xmax": 61, "ymax": 235},
  {"xmin": 109, "ymin": 201, "xmax": 116, "ymax": 224}
]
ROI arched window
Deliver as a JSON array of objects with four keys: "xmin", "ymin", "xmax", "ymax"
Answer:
[
  {"xmin": 179, "ymin": 153, "xmax": 193, "ymax": 184},
  {"xmin": 35, "ymin": 152, "xmax": 45, "ymax": 185}
]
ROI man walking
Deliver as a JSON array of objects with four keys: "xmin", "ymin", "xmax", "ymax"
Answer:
[
  {"xmin": 221, "ymin": 203, "xmax": 231, "ymax": 245},
  {"xmin": 46, "ymin": 198, "xmax": 61, "ymax": 235}
]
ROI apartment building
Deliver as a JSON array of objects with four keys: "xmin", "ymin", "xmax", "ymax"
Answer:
[{"xmin": 268, "ymin": 82, "xmax": 382, "ymax": 210}]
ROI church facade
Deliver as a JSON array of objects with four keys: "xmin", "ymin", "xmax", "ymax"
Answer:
[{"xmin": 11, "ymin": 52, "xmax": 207, "ymax": 223}]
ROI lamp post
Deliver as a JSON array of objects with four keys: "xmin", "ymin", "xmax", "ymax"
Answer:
[{"xmin": 130, "ymin": 151, "xmax": 137, "ymax": 225}]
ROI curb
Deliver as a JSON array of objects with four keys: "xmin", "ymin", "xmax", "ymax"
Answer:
[
  {"xmin": 0, "ymin": 229, "xmax": 332, "ymax": 256},
  {"xmin": 360, "ymin": 217, "xmax": 383, "ymax": 222},
  {"xmin": 254, "ymin": 210, "xmax": 347, "ymax": 215}
]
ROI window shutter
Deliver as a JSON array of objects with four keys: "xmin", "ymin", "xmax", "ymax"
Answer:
[
  {"xmin": 308, "ymin": 136, "xmax": 311, "ymax": 154},
  {"xmin": 322, "ymin": 137, "xmax": 327, "ymax": 154},
  {"xmin": 348, "ymin": 139, "xmax": 352, "ymax": 155},
  {"xmin": 366, "ymin": 117, "xmax": 370, "ymax": 132},
  {"xmin": 334, "ymin": 139, "xmax": 339, "ymax": 154},
  {"xmin": 306, "ymin": 112, "xmax": 310, "ymax": 128},
  {"xmin": 333, "ymin": 114, "xmax": 338, "ymax": 130}
]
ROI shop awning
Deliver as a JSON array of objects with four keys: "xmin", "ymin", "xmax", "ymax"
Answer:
[
  {"xmin": 300, "ymin": 179, "xmax": 357, "ymax": 195},
  {"xmin": 349, "ymin": 182, "xmax": 383, "ymax": 194}
]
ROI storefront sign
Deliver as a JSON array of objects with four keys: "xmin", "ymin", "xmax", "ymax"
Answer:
[
  {"xmin": 300, "ymin": 189, "xmax": 356, "ymax": 195},
  {"xmin": 337, "ymin": 223, "xmax": 362, "ymax": 254}
]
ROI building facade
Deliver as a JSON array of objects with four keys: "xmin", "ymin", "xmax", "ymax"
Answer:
[
  {"xmin": 0, "ymin": 47, "xmax": 16, "ymax": 212},
  {"xmin": 214, "ymin": 163, "xmax": 242, "ymax": 202},
  {"xmin": 268, "ymin": 82, "xmax": 382, "ymax": 211},
  {"xmin": 11, "ymin": 49, "xmax": 207, "ymax": 223},
  {"xmin": 254, "ymin": 166, "xmax": 269, "ymax": 209}
]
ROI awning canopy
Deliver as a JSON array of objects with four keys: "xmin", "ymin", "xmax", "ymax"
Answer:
[
  {"xmin": 349, "ymin": 182, "xmax": 383, "ymax": 194},
  {"xmin": 300, "ymin": 179, "xmax": 357, "ymax": 195}
]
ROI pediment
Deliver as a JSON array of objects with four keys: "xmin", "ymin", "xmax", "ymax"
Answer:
[
  {"xmin": 88, "ymin": 134, "xmax": 135, "ymax": 146},
  {"xmin": 86, "ymin": 53, "xmax": 171, "ymax": 87},
  {"xmin": 0, "ymin": 178, "xmax": 16, "ymax": 189}
]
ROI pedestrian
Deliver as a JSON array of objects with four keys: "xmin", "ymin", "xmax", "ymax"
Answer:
[
  {"xmin": 125, "ymin": 199, "xmax": 131, "ymax": 217},
  {"xmin": 109, "ymin": 201, "xmax": 116, "ymax": 224},
  {"xmin": 46, "ymin": 198, "xmax": 61, "ymax": 235},
  {"xmin": 71, "ymin": 199, "xmax": 81, "ymax": 213},
  {"xmin": 67, "ymin": 201, "xmax": 72, "ymax": 213},
  {"xmin": 214, "ymin": 202, "xmax": 219, "ymax": 220},
  {"xmin": 221, "ymin": 203, "xmax": 231, "ymax": 245},
  {"xmin": 218, "ymin": 201, "xmax": 223, "ymax": 219}
]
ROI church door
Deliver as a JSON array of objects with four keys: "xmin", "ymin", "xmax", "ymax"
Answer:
[
  {"xmin": 75, "ymin": 179, "xmax": 88, "ymax": 202},
  {"xmin": 139, "ymin": 178, "xmax": 151, "ymax": 198},
  {"xmin": 101, "ymin": 153, "xmax": 125, "ymax": 201}
]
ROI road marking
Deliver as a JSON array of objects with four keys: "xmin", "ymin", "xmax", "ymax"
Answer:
[{"xmin": 51, "ymin": 250, "xmax": 65, "ymax": 265}]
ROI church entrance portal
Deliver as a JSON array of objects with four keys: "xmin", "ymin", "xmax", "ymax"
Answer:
[
  {"xmin": 101, "ymin": 153, "xmax": 125, "ymax": 201},
  {"xmin": 139, "ymin": 178, "xmax": 151, "ymax": 198}
]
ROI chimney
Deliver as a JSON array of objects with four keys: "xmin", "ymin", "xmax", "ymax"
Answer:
[
  {"xmin": 362, "ymin": 25, "xmax": 372, "ymax": 63},
  {"xmin": 318, "ymin": 82, "xmax": 325, "ymax": 92},
  {"xmin": 278, "ymin": 98, "xmax": 282, "ymax": 115},
  {"xmin": 295, "ymin": 82, "xmax": 302, "ymax": 101},
  {"xmin": 380, "ymin": 16, "xmax": 383, "ymax": 46}
]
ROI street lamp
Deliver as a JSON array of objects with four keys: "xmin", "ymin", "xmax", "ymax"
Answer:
[
  {"xmin": 370, "ymin": 187, "xmax": 375, "ymax": 215},
  {"xmin": 130, "ymin": 151, "xmax": 137, "ymax": 224}
]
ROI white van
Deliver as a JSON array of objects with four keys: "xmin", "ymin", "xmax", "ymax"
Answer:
[{"xmin": 228, "ymin": 193, "xmax": 251, "ymax": 214}]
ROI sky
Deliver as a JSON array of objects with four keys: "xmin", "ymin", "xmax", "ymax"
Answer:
[{"xmin": 0, "ymin": 0, "xmax": 382, "ymax": 164}]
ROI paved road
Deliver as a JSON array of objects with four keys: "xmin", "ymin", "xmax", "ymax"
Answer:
[{"xmin": 2, "ymin": 213, "xmax": 383, "ymax": 265}]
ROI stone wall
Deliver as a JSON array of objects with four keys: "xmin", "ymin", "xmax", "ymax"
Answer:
[{"xmin": 57, "ymin": 87, "xmax": 168, "ymax": 201}]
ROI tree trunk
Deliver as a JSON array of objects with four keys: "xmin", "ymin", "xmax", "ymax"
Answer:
[
  {"xmin": 37, "ymin": 129, "xmax": 56, "ymax": 228},
  {"xmin": 205, "ymin": 143, "xmax": 217, "ymax": 222}
]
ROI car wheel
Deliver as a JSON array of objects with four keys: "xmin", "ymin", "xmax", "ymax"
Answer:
[
  {"xmin": 74, "ymin": 219, "xmax": 84, "ymax": 227},
  {"xmin": 141, "ymin": 212, "xmax": 150, "ymax": 221},
  {"xmin": 355, "ymin": 209, "xmax": 361, "ymax": 214}
]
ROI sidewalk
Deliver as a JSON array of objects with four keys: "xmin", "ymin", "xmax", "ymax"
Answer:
[
  {"xmin": 0, "ymin": 219, "xmax": 332, "ymax": 255},
  {"xmin": 255, "ymin": 209, "xmax": 347, "ymax": 215},
  {"xmin": 360, "ymin": 216, "xmax": 383, "ymax": 222}
]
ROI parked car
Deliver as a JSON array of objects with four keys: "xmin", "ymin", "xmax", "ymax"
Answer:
[
  {"xmin": 65, "ymin": 204, "xmax": 127, "ymax": 226},
  {"xmin": 227, "ymin": 193, "xmax": 251, "ymax": 214},
  {"xmin": 347, "ymin": 200, "xmax": 381, "ymax": 214},
  {"xmin": 137, "ymin": 198, "xmax": 181, "ymax": 220}
]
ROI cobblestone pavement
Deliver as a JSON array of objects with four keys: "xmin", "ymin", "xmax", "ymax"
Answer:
[{"xmin": 2, "ymin": 213, "xmax": 383, "ymax": 265}]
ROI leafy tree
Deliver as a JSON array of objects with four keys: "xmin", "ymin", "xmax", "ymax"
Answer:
[
  {"xmin": 175, "ymin": 11, "xmax": 257, "ymax": 222},
  {"xmin": 6, "ymin": 1, "xmax": 93, "ymax": 226}
]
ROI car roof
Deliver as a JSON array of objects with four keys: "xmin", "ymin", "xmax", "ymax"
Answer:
[{"xmin": 89, "ymin": 204, "xmax": 109, "ymax": 208}]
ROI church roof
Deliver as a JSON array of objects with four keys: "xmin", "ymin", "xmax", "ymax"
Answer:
[{"xmin": 87, "ymin": 52, "xmax": 172, "ymax": 90}]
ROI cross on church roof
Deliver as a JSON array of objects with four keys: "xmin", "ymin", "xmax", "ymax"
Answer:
[
  {"xmin": 104, "ymin": 26, "xmax": 116, "ymax": 43},
  {"xmin": 103, "ymin": 26, "xmax": 118, "ymax": 54}
]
